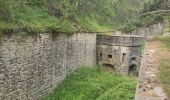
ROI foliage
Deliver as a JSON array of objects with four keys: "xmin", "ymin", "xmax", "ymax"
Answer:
[
  {"xmin": 142, "ymin": 0, "xmax": 170, "ymax": 13},
  {"xmin": 120, "ymin": 0, "xmax": 169, "ymax": 33},
  {"xmin": 164, "ymin": 16, "xmax": 170, "ymax": 32},
  {"xmin": 42, "ymin": 67, "xmax": 137, "ymax": 100},
  {"xmin": 119, "ymin": 11, "xmax": 165, "ymax": 33},
  {"xmin": 0, "ymin": 0, "xmax": 146, "ymax": 33}
]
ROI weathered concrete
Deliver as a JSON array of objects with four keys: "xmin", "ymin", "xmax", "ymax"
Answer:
[
  {"xmin": 0, "ymin": 33, "xmax": 96, "ymax": 100},
  {"xmin": 130, "ymin": 22, "xmax": 166, "ymax": 38},
  {"xmin": 97, "ymin": 35, "xmax": 143, "ymax": 75}
]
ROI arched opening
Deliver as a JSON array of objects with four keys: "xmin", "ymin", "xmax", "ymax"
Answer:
[
  {"xmin": 103, "ymin": 63, "xmax": 115, "ymax": 72},
  {"xmin": 128, "ymin": 65, "xmax": 137, "ymax": 76}
]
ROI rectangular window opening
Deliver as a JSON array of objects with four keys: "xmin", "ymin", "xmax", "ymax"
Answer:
[
  {"xmin": 122, "ymin": 53, "xmax": 126, "ymax": 63},
  {"xmin": 108, "ymin": 54, "xmax": 112, "ymax": 58},
  {"xmin": 100, "ymin": 53, "xmax": 103, "ymax": 57}
]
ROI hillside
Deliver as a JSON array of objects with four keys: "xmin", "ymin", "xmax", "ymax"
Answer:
[
  {"xmin": 120, "ymin": 0, "xmax": 170, "ymax": 33},
  {"xmin": 0, "ymin": 0, "xmax": 145, "ymax": 34}
]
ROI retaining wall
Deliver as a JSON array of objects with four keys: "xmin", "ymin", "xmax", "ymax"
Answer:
[{"xmin": 0, "ymin": 33, "xmax": 96, "ymax": 100}]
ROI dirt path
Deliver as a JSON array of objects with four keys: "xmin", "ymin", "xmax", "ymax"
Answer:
[{"xmin": 135, "ymin": 41, "xmax": 168, "ymax": 100}]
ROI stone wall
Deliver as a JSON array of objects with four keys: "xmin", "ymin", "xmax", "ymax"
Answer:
[
  {"xmin": 0, "ymin": 33, "xmax": 96, "ymax": 100},
  {"xmin": 130, "ymin": 22, "xmax": 166, "ymax": 39}
]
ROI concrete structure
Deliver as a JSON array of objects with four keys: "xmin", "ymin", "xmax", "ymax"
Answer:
[{"xmin": 97, "ymin": 35, "xmax": 143, "ymax": 75}]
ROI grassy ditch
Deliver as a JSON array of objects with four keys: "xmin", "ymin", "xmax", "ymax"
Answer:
[{"xmin": 42, "ymin": 66, "xmax": 137, "ymax": 100}]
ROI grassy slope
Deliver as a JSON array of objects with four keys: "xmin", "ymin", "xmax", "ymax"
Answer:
[
  {"xmin": 42, "ymin": 67, "xmax": 137, "ymax": 100},
  {"xmin": 0, "ymin": 0, "xmax": 146, "ymax": 34},
  {"xmin": 0, "ymin": 6, "xmax": 76, "ymax": 33}
]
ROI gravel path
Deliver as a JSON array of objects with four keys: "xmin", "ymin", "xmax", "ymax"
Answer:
[{"xmin": 135, "ymin": 41, "xmax": 168, "ymax": 100}]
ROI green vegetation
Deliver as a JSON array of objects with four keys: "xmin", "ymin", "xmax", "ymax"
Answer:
[
  {"xmin": 153, "ymin": 35, "xmax": 170, "ymax": 50},
  {"xmin": 0, "ymin": 0, "xmax": 146, "ymax": 34},
  {"xmin": 120, "ymin": 0, "xmax": 170, "ymax": 33},
  {"xmin": 0, "ymin": 0, "xmax": 169, "ymax": 34},
  {"xmin": 164, "ymin": 16, "xmax": 170, "ymax": 32},
  {"xmin": 141, "ymin": 42, "xmax": 146, "ymax": 55},
  {"xmin": 154, "ymin": 35, "xmax": 170, "ymax": 98},
  {"xmin": 42, "ymin": 67, "xmax": 137, "ymax": 100},
  {"xmin": 159, "ymin": 58, "xmax": 170, "ymax": 98}
]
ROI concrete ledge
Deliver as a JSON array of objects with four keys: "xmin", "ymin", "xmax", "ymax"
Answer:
[{"xmin": 97, "ymin": 35, "xmax": 143, "ymax": 47}]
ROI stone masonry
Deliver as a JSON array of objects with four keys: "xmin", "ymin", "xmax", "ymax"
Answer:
[
  {"xmin": 0, "ymin": 32, "xmax": 144, "ymax": 100},
  {"xmin": 130, "ymin": 22, "xmax": 166, "ymax": 39},
  {"xmin": 0, "ymin": 33, "xmax": 96, "ymax": 100},
  {"xmin": 97, "ymin": 35, "xmax": 143, "ymax": 75}
]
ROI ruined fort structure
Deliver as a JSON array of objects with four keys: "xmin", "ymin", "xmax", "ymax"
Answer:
[
  {"xmin": 97, "ymin": 35, "xmax": 143, "ymax": 75},
  {"xmin": 0, "ymin": 33, "xmax": 143, "ymax": 99}
]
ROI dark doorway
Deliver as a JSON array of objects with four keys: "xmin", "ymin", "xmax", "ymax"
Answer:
[
  {"xmin": 128, "ymin": 65, "xmax": 137, "ymax": 76},
  {"xmin": 103, "ymin": 63, "xmax": 115, "ymax": 72}
]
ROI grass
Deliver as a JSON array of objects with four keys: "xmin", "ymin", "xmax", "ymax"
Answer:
[
  {"xmin": 153, "ymin": 35, "xmax": 170, "ymax": 50},
  {"xmin": 42, "ymin": 67, "xmax": 137, "ymax": 100},
  {"xmin": 1, "ymin": 6, "xmax": 76, "ymax": 33},
  {"xmin": 78, "ymin": 17, "xmax": 112, "ymax": 32},
  {"xmin": 141, "ymin": 41, "xmax": 146, "ymax": 55},
  {"xmin": 0, "ymin": 0, "xmax": 147, "ymax": 34},
  {"xmin": 159, "ymin": 58, "xmax": 170, "ymax": 98},
  {"xmin": 155, "ymin": 35, "xmax": 170, "ymax": 98},
  {"xmin": 0, "ymin": 6, "xmax": 114, "ymax": 34}
]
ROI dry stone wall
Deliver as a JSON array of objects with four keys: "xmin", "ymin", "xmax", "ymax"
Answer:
[{"xmin": 0, "ymin": 33, "xmax": 96, "ymax": 100}]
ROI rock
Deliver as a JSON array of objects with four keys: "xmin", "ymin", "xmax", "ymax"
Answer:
[
  {"xmin": 146, "ymin": 85, "xmax": 153, "ymax": 90},
  {"xmin": 139, "ymin": 85, "xmax": 143, "ymax": 88},
  {"xmin": 164, "ymin": 98, "xmax": 167, "ymax": 100}
]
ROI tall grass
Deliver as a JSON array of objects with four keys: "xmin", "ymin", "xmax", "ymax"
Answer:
[
  {"xmin": 0, "ymin": 0, "xmax": 146, "ymax": 34},
  {"xmin": 153, "ymin": 35, "xmax": 170, "ymax": 50},
  {"xmin": 14, "ymin": 6, "xmax": 75, "ymax": 33},
  {"xmin": 155, "ymin": 35, "xmax": 170, "ymax": 98},
  {"xmin": 159, "ymin": 58, "xmax": 170, "ymax": 98},
  {"xmin": 141, "ymin": 41, "xmax": 146, "ymax": 55},
  {"xmin": 42, "ymin": 67, "xmax": 137, "ymax": 100}
]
